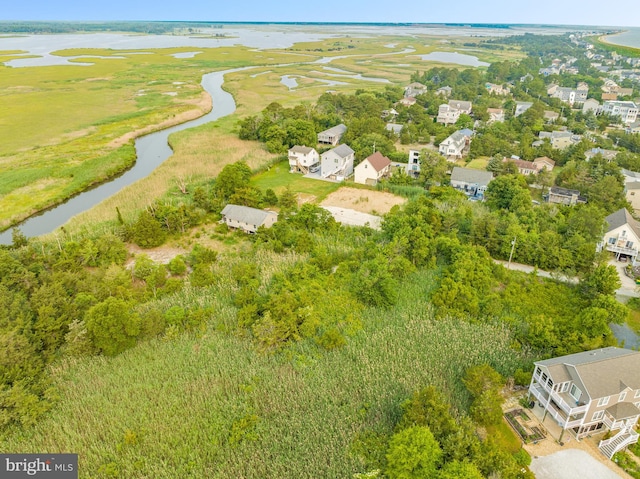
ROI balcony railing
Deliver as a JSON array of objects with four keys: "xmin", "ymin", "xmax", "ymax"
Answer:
[
  {"xmin": 606, "ymin": 244, "xmax": 638, "ymax": 256},
  {"xmin": 533, "ymin": 379, "xmax": 588, "ymax": 415}
]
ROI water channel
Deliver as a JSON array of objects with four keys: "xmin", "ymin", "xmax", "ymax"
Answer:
[{"xmin": 0, "ymin": 67, "xmax": 250, "ymax": 245}]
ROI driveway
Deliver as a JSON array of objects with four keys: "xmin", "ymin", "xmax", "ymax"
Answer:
[{"xmin": 530, "ymin": 449, "xmax": 623, "ymax": 479}]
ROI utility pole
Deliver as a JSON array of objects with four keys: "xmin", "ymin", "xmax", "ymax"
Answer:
[{"xmin": 508, "ymin": 237, "xmax": 517, "ymax": 269}]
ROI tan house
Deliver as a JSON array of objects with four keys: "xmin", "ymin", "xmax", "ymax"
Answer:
[
  {"xmin": 288, "ymin": 145, "xmax": 320, "ymax": 174},
  {"xmin": 317, "ymin": 124, "xmax": 347, "ymax": 145},
  {"xmin": 487, "ymin": 108, "xmax": 505, "ymax": 123},
  {"xmin": 220, "ymin": 205, "xmax": 278, "ymax": 233},
  {"xmin": 354, "ymin": 151, "xmax": 392, "ymax": 185},
  {"xmin": 533, "ymin": 157, "xmax": 555, "ymax": 171},
  {"xmin": 503, "ymin": 157, "xmax": 540, "ymax": 176},
  {"xmin": 626, "ymin": 183, "xmax": 640, "ymax": 215},
  {"xmin": 528, "ymin": 347, "xmax": 640, "ymax": 458},
  {"xmin": 600, "ymin": 208, "xmax": 640, "ymax": 264}
]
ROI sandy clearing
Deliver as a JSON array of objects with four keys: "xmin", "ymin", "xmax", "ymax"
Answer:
[{"xmin": 320, "ymin": 187, "xmax": 406, "ymax": 215}]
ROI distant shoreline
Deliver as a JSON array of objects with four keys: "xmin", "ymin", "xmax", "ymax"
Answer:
[{"xmin": 599, "ymin": 31, "xmax": 640, "ymax": 52}]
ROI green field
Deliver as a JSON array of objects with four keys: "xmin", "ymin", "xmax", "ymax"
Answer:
[
  {"xmin": 0, "ymin": 269, "xmax": 531, "ymax": 478},
  {"xmin": 251, "ymin": 160, "xmax": 341, "ymax": 199},
  {"xmin": 0, "ymin": 33, "xmax": 524, "ymax": 234}
]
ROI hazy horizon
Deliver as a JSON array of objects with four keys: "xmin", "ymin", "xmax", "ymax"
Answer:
[{"xmin": 2, "ymin": 0, "xmax": 639, "ymax": 28}]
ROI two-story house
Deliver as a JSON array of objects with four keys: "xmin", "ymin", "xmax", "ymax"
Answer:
[
  {"xmin": 547, "ymin": 186, "xmax": 586, "ymax": 206},
  {"xmin": 354, "ymin": 151, "xmax": 392, "ymax": 186},
  {"xmin": 288, "ymin": 145, "xmax": 320, "ymax": 174},
  {"xmin": 438, "ymin": 129, "xmax": 473, "ymax": 160},
  {"xmin": 320, "ymin": 144, "xmax": 355, "ymax": 181},
  {"xmin": 528, "ymin": 347, "xmax": 640, "ymax": 458},
  {"xmin": 601, "ymin": 101, "xmax": 639, "ymax": 125},
  {"xmin": 600, "ymin": 208, "xmax": 640, "ymax": 264}
]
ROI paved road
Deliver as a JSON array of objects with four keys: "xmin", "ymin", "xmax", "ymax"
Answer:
[{"xmin": 494, "ymin": 259, "xmax": 639, "ymax": 299}]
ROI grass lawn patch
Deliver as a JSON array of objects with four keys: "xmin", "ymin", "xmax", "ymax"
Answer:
[
  {"xmin": 466, "ymin": 158, "xmax": 490, "ymax": 170},
  {"xmin": 487, "ymin": 419, "xmax": 523, "ymax": 453},
  {"xmin": 251, "ymin": 160, "xmax": 341, "ymax": 200}
]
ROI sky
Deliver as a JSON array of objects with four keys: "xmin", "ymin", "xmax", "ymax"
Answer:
[{"xmin": 1, "ymin": 0, "xmax": 639, "ymax": 28}]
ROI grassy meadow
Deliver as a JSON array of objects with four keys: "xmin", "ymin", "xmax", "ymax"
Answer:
[
  {"xmin": 1, "ymin": 32, "xmax": 524, "ymax": 234},
  {"xmin": 0, "ymin": 269, "xmax": 532, "ymax": 478}
]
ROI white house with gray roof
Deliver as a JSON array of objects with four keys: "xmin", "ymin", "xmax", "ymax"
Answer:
[
  {"xmin": 288, "ymin": 145, "xmax": 319, "ymax": 174},
  {"xmin": 220, "ymin": 205, "xmax": 278, "ymax": 234},
  {"xmin": 439, "ymin": 129, "xmax": 473, "ymax": 160},
  {"xmin": 321, "ymin": 144, "xmax": 355, "ymax": 181},
  {"xmin": 514, "ymin": 101, "xmax": 533, "ymax": 117},
  {"xmin": 528, "ymin": 347, "xmax": 640, "ymax": 458},
  {"xmin": 599, "ymin": 208, "xmax": 640, "ymax": 264},
  {"xmin": 317, "ymin": 123, "xmax": 347, "ymax": 145}
]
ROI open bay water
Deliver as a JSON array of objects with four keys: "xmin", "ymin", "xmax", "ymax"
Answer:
[{"xmin": 603, "ymin": 28, "xmax": 640, "ymax": 49}]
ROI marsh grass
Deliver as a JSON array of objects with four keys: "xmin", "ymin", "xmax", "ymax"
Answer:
[{"xmin": 0, "ymin": 268, "xmax": 531, "ymax": 478}]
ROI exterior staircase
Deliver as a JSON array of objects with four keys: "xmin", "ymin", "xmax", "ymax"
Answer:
[{"xmin": 599, "ymin": 427, "xmax": 639, "ymax": 459}]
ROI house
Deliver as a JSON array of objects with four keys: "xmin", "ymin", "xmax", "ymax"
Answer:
[
  {"xmin": 317, "ymin": 124, "xmax": 347, "ymax": 146},
  {"xmin": 406, "ymin": 149, "xmax": 421, "ymax": 177},
  {"xmin": 626, "ymin": 183, "xmax": 640, "ymax": 214},
  {"xmin": 537, "ymin": 131, "xmax": 581, "ymax": 150},
  {"xmin": 385, "ymin": 123, "xmax": 404, "ymax": 136},
  {"xmin": 547, "ymin": 186, "xmax": 586, "ymax": 205},
  {"xmin": 626, "ymin": 120, "xmax": 640, "ymax": 134},
  {"xmin": 528, "ymin": 347, "xmax": 640, "ymax": 457},
  {"xmin": 601, "ymin": 101, "xmax": 639, "ymax": 125},
  {"xmin": 520, "ymin": 73, "xmax": 534, "ymax": 82},
  {"xmin": 583, "ymin": 98, "xmax": 600, "ymax": 114},
  {"xmin": 503, "ymin": 157, "xmax": 542, "ymax": 176},
  {"xmin": 543, "ymin": 110, "xmax": 560, "ymax": 123},
  {"xmin": 437, "ymin": 104, "xmax": 460, "ymax": 125},
  {"xmin": 220, "ymin": 204, "xmax": 278, "ymax": 234},
  {"xmin": 450, "ymin": 167, "xmax": 493, "ymax": 199},
  {"xmin": 398, "ymin": 97, "xmax": 417, "ymax": 107},
  {"xmin": 404, "ymin": 82, "xmax": 427, "ymax": 98},
  {"xmin": 448, "ymin": 99, "xmax": 472, "ymax": 115},
  {"xmin": 438, "ymin": 129, "xmax": 473, "ymax": 160},
  {"xmin": 485, "ymin": 82, "xmax": 510, "ymax": 95},
  {"xmin": 288, "ymin": 145, "xmax": 320, "ymax": 174},
  {"xmin": 354, "ymin": 151, "xmax": 392, "ymax": 185},
  {"xmin": 320, "ymin": 144, "xmax": 355, "ymax": 181},
  {"xmin": 585, "ymin": 147, "xmax": 618, "ymax": 162},
  {"xmin": 514, "ymin": 101, "xmax": 533, "ymax": 117},
  {"xmin": 533, "ymin": 157, "xmax": 555, "ymax": 172},
  {"xmin": 600, "ymin": 208, "xmax": 640, "ymax": 264},
  {"xmin": 435, "ymin": 86, "xmax": 452, "ymax": 97},
  {"xmin": 622, "ymin": 168, "xmax": 640, "ymax": 184},
  {"xmin": 487, "ymin": 108, "xmax": 505, "ymax": 123}
]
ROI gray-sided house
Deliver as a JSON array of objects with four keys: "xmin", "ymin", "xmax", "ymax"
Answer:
[
  {"xmin": 450, "ymin": 167, "xmax": 493, "ymax": 199},
  {"xmin": 220, "ymin": 204, "xmax": 278, "ymax": 234},
  {"xmin": 547, "ymin": 186, "xmax": 586, "ymax": 206},
  {"xmin": 321, "ymin": 144, "xmax": 355, "ymax": 181},
  {"xmin": 528, "ymin": 347, "xmax": 640, "ymax": 458},
  {"xmin": 317, "ymin": 123, "xmax": 347, "ymax": 146}
]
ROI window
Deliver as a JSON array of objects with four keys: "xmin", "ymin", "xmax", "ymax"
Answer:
[
  {"xmin": 570, "ymin": 384, "xmax": 582, "ymax": 401},
  {"xmin": 592, "ymin": 410, "xmax": 605, "ymax": 422},
  {"xmin": 609, "ymin": 237, "xmax": 616, "ymax": 244},
  {"xmin": 535, "ymin": 367, "xmax": 542, "ymax": 378},
  {"xmin": 598, "ymin": 396, "xmax": 610, "ymax": 407},
  {"xmin": 561, "ymin": 382, "xmax": 570, "ymax": 393},
  {"xmin": 541, "ymin": 373, "xmax": 548, "ymax": 384},
  {"xmin": 627, "ymin": 241, "xmax": 634, "ymax": 249},
  {"xmin": 620, "ymin": 392, "xmax": 627, "ymax": 402},
  {"xmin": 635, "ymin": 390, "xmax": 640, "ymax": 398}
]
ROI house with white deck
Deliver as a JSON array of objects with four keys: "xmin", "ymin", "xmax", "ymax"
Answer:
[
  {"xmin": 320, "ymin": 144, "xmax": 355, "ymax": 181},
  {"xmin": 317, "ymin": 124, "xmax": 347, "ymax": 145},
  {"xmin": 438, "ymin": 129, "xmax": 473, "ymax": 160},
  {"xmin": 288, "ymin": 146, "xmax": 319, "ymax": 174},
  {"xmin": 528, "ymin": 347, "xmax": 640, "ymax": 458},
  {"xmin": 599, "ymin": 208, "xmax": 640, "ymax": 264}
]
